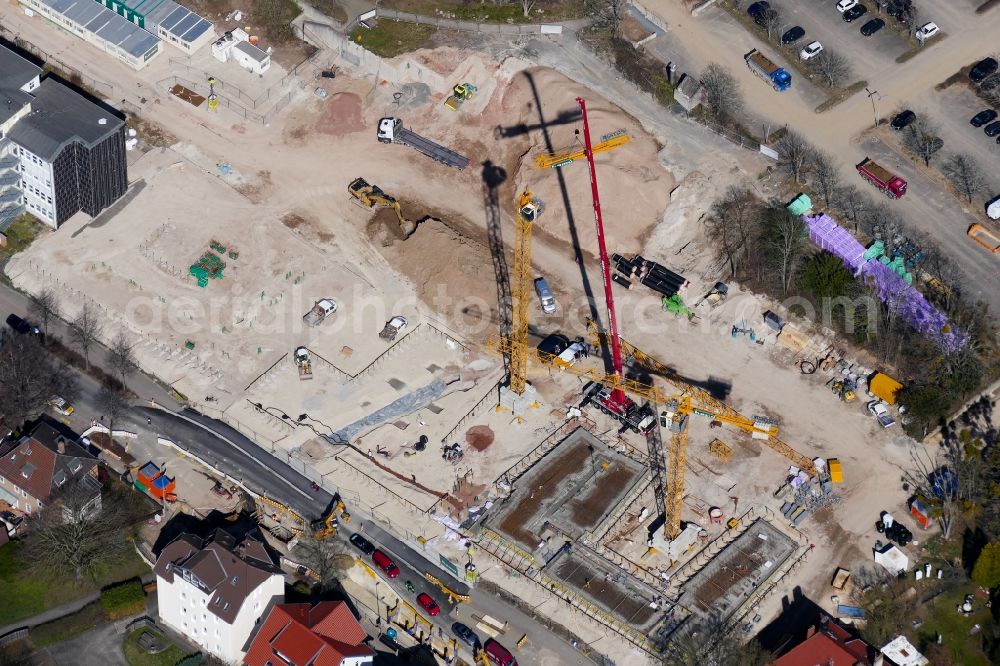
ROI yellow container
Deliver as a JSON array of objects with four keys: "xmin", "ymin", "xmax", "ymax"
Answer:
[{"xmin": 828, "ymin": 458, "xmax": 843, "ymax": 483}]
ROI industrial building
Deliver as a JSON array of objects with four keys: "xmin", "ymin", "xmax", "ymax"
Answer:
[
  {"xmin": 19, "ymin": 0, "xmax": 160, "ymax": 70},
  {"xmin": 0, "ymin": 44, "xmax": 129, "ymax": 229},
  {"xmin": 95, "ymin": 0, "xmax": 215, "ymax": 53},
  {"xmin": 212, "ymin": 29, "xmax": 271, "ymax": 74}
]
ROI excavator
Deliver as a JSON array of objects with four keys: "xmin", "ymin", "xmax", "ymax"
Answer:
[
  {"xmin": 310, "ymin": 494, "xmax": 348, "ymax": 541},
  {"xmin": 348, "ymin": 177, "xmax": 419, "ymax": 238}
]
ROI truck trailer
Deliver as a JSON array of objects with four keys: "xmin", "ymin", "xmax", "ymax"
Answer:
[
  {"xmin": 744, "ymin": 49, "xmax": 792, "ymax": 91},
  {"xmin": 377, "ymin": 118, "xmax": 471, "ymax": 170},
  {"xmin": 857, "ymin": 157, "xmax": 907, "ymax": 198}
]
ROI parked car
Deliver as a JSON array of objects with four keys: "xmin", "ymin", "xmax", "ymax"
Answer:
[
  {"xmin": 971, "ymin": 57, "xmax": 999, "ymax": 83},
  {"xmin": 416, "ymin": 592, "xmax": 441, "ymax": 617},
  {"xmin": 781, "ymin": 26, "xmax": 805, "ymax": 44},
  {"xmin": 971, "ymin": 109, "xmax": 998, "ymax": 127},
  {"xmin": 836, "ymin": 0, "xmax": 858, "ymax": 11},
  {"xmin": 890, "ymin": 109, "xmax": 916, "ymax": 130},
  {"xmin": 843, "ymin": 5, "xmax": 868, "ymax": 22},
  {"xmin": 452, "ymin": 622, "xmax": 480, "ymax": 648},
  {"xmin": 48, "ymin": 396, "xmax": 74, "ymax": 416},
  {"xmin": 867, "ymin": 400, "xmax": 896, "ymax": 428},
  {"xmin": 371, "ymin": 550, "xmax": 400, "ymax": 578},
  {"xmin": 915, "ymin": 22, "xmax": 939, "ymax": 41},
  {"xmin": 483, "ymin": 639, "xmax": 518, "ymax": 666},
  {"xmin": 0, "ymin": 511, "xmax": 23, "ymax": 536},
  {"xmin": 746, "ymin": 1, "xmax": 770, "ymax": 18},
  {"xmin": 985, "ymin": 121, "xmax": 1000, "ymax": 137},
  {"xmin": 537, "ymin": 333, "xmax": 570, "ymax": 357},
  {"xmin": 5, "ymin": 313, "xmax": 39, "ymax": 336},
  {"xmin": 860, "ymin": 18, "xmax": 885, "ymax": 35},
  {"xmin": 349, "ymin": 532, "xmax": 376, "ymax": 555},
  {"xmin": 800, "ymin": 41, "xmax": 823, "ymax": 61}
]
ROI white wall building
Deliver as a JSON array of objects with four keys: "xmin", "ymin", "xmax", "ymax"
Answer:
[
  {"xmin": 211, "ymin": 29, "xmax": 270, "ymax": 74},
  {"xmin": 154, "ymin": 530, "xmax": 284, "ymax": 665}
]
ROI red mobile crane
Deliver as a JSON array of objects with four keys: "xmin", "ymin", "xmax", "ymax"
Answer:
[{"xmin": 575, "ymin": 97, "xmax": 656, "ymax": 436}]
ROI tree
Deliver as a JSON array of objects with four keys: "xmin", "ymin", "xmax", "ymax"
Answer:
[
  {"xmin": 833, "ymin": 184, "xmax": 869, "ymax": 233},
  {"xmin": 972, "ymin": 540, "xmax": 1000, "ymax": 590},
  {"xmin": 290, "ymin": 534, "xmax": 354, "ymax": 590},
  {"xmin": 762, "ymin": 207, "xmax": 806, "ymax": 294},
  {"xmin": 706, "ymin": 186, "xmax": 760, "ymax": 278},
  {"xmin": 903, "ymin": 117, "xmax": 943, "ymax": 167},
  {"xmin": 108, "ymin": 331, "xmax": 136, "ymax": 390},
  {"xmin": 942, "ymin": 154, "xmax": 985, "ymax": 203},
  {"xmin": 852, "ymin": 567, "xmax": 919, "ymax": 647},
  {"xmin": 775, "ymin": 130, "xmax": 812, "ymax": 183},
  {"xmin": 97, "ymin": 381, "xmax": 129, "ymax": 434},
  {"xmin": 0, "ymin": 334, "xmax": 77, "ymax": 430},
  {"xmin": 810, "ymin": 150, "xmax": 841, "ymax": 206},
  {"xmin": 801, "ymin": 252, "xmax": 854, "ymax": 300},
  {"xmin": 700, "ymin": 63, "xmax": 745, "ymax": 121},
  {"xmin": 519, "ymin": 0, "xmax": 535, "ymax": 18},
  {"xmin": 663, "ymin": 618, "xmax": 770, "ymax": 666},
  {"xmin": 760, "ymin": 7, "xmax": 783, "ymax": 41},
  {"xmin": 811, "ymin": 49, "xmax": 852, "ymax": 87},
  {"xmin": 29, "ymin": 289, "xmax": 59, "ymax": 344},
  {"xmin": 586, "ymin": 0, "xmax": 626, "ymax": 35},
  {"xmin": 70, "ymin": 302, "xmax": 103, "ymax": 370},
  {"xmin": 24, "ymin": 485, "xmax": 131, "ymax": 582}
]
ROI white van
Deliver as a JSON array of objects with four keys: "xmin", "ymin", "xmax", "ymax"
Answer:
[{"xmin": 534, "ymin": 277, "xmax": 556, "ymax": 314}]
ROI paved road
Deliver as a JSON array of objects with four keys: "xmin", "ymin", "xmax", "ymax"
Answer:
[
  {"xmin": 42, "ymin": 622, "xmax": 128, "ymax": 666},
  {"xmin": 0, "ymin": 282, "xmax": 180, "ymax": 407}
]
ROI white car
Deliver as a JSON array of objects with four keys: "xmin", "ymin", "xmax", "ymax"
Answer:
[
  {"xmin": 48, "ymin": 396, "xmax": 74, "ymax": 416},
  {"xmin": 836, "ymin": 0, "xmax": 858, "ymax": 12},
  {"xmin": 867, "ymin": 401, "xmax": 896, "ymax": 428},
  {"xmin": 800, "ymin": 41, "xmax": 824, "ymax": 60},
  {"xmin": 915, "ymin": 22, "xmax": 939, "ymax": 41}
]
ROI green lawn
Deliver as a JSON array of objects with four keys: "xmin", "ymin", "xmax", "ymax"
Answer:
[
  {"xmin": 0, "ymin": 540, "xmax": 150, "ymax": 626},
  {"xmin": 912, "ymin": 587, "xmax": 992, "ymax": 665},
  {"xmin": 1, "ymin": 214, "xmax": 43, "ymax": 257},
  {"xmin": 30, "ymin": 602, "xmax": 106, "ymax": 647},
  {"xmin": 123, "ymin": 628, "xmax": 191, "ymax": 666},
  {"xmin": 350, "ymin": 21, "xmax": 436, "ymax": 58}
]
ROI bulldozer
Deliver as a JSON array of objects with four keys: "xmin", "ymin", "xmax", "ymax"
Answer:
[
  {"xmin": 310, "ymin": 494, "xmax": 348, "ymax": 540},
  {"xmin": 444, "ymin": 82, "xmax": 477, "ymax": 111},
  {"xmin": 348, "ymin": 177, "xmax": 419, "ymax": 238}
]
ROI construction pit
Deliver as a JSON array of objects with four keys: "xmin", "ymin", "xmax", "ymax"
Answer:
[{"xmin": 3, "ymin": 30, "xmax": 928, "ymax": 663}]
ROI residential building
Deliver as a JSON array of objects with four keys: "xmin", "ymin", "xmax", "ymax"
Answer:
[
  {"xmin": 244, "ymin": 601, "xmax": 374, "ymax": 666},
  {"xmin": 773, "ymin": 614, "xmax": 876, "ymax": 666},
  {"xmin": 19, "ymin": 0, "xmax": 161, "ymax": 70},
  {"xmin": 0, "ymin": 422, "xmax": 101, "ymax": 517},
  {"xmin": 154, "ymin": 529, "xmax": 285, "ymax": 665},
  {"xmin": 0, "ymin": 44, "xmax": 128, "ymax": 229}
]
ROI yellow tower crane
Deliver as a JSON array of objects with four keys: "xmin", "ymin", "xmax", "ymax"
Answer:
[
  {"xmin": 508, "ymin": 191, "xmax": 544, "ymax": 395},
  {"xmin": 534, "ymin": 130, "xmax": 631, "ymax": 170}
]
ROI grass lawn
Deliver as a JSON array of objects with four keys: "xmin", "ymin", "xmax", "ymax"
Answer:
[
  {"xmin": 123, "ymin": 628, "xmax": 191, "ymax": 666},
  {"xmin": 912, "ymin": 586, "xmax": 992, "ymax": 665},
  {"xmin": 350, "ymin": 21, "xmax": 436, "ymax": 58},
  {"xmin": 0, "ymin": 540, "xmax": 150, "ymax": 626},
  {"xmin": 1, "ymin": 214, "xmax": 44, "ymax": 258},
  {"xmin": 30, "ymin": 602, "xmax": 106, "ymax": 647}
]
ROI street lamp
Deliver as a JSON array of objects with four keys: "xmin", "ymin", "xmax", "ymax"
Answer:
[
  {"xmin": 374, "ymin": 578, "xmax": 381, "ymax": 628},
  {"xmin": 865, "ymin": 87, "xmax": 885, "ymax": 128}
]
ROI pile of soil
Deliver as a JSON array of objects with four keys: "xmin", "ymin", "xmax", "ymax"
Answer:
[
  {"xmin": 366, "ymin": 208, "xmax": 409, "ymax": 247},
  {"xmin": 465, "ymin": 425, "xmax": 495, "ymax": 451},
  {"xmin": 315, "ymin": 92, "xmax": 364, "ymax": 138}
]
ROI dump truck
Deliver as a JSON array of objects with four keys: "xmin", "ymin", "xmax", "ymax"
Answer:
[
  {"xmin": 303, "ymin": 299, "xmax": 337, "ymax": 326},
  {"xmin": 294, "ymin": 346, "xmax": 313, "ymax": 380},
  {"xmin": 968, "ymin": 223, "xmax": 1000, "ymax": 253},
  {"xmin": 857, "ymin": 157, "xmax": 907, "ymax": 198},
  {"xmin": 376, "ymin": 118, "xmax": 471, "ymax": 170},
  {"xmin": 379, "ymin": 316, "xmax": 407, "ymax": 342},
  {"xmin": 744, "ymin": 49, "xmax": 792, "ymax": 91}
]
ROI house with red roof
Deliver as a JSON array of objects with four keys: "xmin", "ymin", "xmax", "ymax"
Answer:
[
  {"xmin": 773, "ymin": 615, "xmax": 876, "ymax": 666},
  {"xmin": 243, "ymin": 601, "xmax": 374, "ymax": 666}
]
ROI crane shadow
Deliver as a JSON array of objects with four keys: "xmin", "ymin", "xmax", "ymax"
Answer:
[{"xmin": 482, "ymin": 160, "xmax": 512, "ymax": 378}]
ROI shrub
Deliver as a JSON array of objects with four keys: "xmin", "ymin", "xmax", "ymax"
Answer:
[{"xmin": 100, "ymin": 578, "xmax": 146, "ymax": 619}]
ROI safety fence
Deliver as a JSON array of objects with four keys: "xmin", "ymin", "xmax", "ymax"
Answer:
[
  {"xmin": 352, "ymin": 7, "xmax": 565, "ymax": 36},
  {"xmin": 0, "ymin": 25, "xmax": 115, "ymax": 99},
  {"xmin": 440, "ymin": 379, "xmax": 502, "ymax": 445},
  {"xmin": 685, "ymin": 111, "xmax": 762, "ymax": 152}
]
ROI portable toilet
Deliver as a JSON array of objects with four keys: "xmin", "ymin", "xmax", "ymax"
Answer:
[{"xmin": 910, "ymin": 498, "xmax": 933, "ymax": 529}]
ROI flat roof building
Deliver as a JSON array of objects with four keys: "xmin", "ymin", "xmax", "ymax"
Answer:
[{"xmin": 98, "ymin": 0, "xmax": 215, "ymax": 52}]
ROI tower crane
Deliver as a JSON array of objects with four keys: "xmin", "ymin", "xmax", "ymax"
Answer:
[
  {"xmin": 508, "ymin": 191, "xmax": 544, "ymax": 395},
  {"xmin": 534, "ymin": 129, "xmax": 631, "ymax": 170}
]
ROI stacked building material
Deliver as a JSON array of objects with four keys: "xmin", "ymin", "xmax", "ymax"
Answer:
[{"xmin": 611, "ymin": 254, "xmax": 688, "ymax": 297}]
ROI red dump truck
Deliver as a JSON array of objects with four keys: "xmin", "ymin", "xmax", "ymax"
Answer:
[{"xmin": 857, "ymin": 157, "xmax": 907, "ymax": 198}]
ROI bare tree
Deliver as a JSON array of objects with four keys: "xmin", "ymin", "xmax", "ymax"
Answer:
[
  {"xmin": 941, "ymin": 154, "xmax": 985, "ymax": 203},
  {"xmin": 586, "ymin": 0, "xmax": 626, "ymax": 35},
  {"xmin": 902, "ymin": 117, "xmax": 943, "ymax": 167},
  {"xmin": 706, "ymin": 186, "xmax": 760, "ymax": 278},
  {"xmin": 519, "ymin": 0, "xmax": 535, "ymax": 17},
  {"xmin": 903, "ymin": 446, "xmax": 961, "ymax": 539},
  {"xmin": 290, "ymin": 534, "xmax": 354, "ymax": 590},
  {"xmin": 0, "ymin": 334, "xmax": 77, "ymax": 430},
  {"xmin": 70, "ymin": 303, "xmax": 103, "ymax": 370},
  {"xmin": 810, "ymin": 150, "xmax": 841, "ymax": 206},
  {"xmin": 811, "ymin": 49, "xmax": 853, "ymax": 87},
  {"xmin": 29, "ymin": 289, "xmax": 59, "ymax": 344},
  {"xmin": 833, "ymin": 184, "xmax": 869, "ymax": 233},
  {"xmin": 860, "ymin": 202, "xmax": 903, "ymax": 240},
  {"xmin": 663, "ymin": 617, "xmax": 770, "ymax": 665},
  {"xmin": 775, "ymin": 130, "xmax": 812, "ymax": 183},
  {"xmin": 764, "ymin": 208, "xmax": 806, "ymax": 294},
  {"xmin": 760, "ymin": 7, "xmax": 783, "ymax": 41},
  {"xmin": 851, "ymin": 567, "xmax": 920, "ymax": 647},
  {"xmin": 700, "ymin": 63, "xmax": 745, "ymax": 121},
  {"xmin": 97, "ymin": 381, "xmax": 129, "ymax": 434},
  {"xmin": 108, "ymin": 331, "xmax": 136, "ymax": 390}
]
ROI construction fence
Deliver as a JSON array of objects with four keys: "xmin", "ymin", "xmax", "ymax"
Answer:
[
  {"xmin": 351, "ymin": 7, "xmax": 565, "ymax": 36},
  {"xmin": 684, "ymin": 111, "xmax": 762, "ymax": 152},
  {"xmin": 0, "ymin": 25, "xmax": 115, "ymax": 100}
]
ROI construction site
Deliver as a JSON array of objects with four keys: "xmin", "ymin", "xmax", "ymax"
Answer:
[{"xmin": 1, "ymin": 11, "xmax": 927, "ymax": 662}]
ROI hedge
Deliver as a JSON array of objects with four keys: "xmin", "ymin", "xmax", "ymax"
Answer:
[{"xmin": 100, "ymin": 578, "xmax": 146, "ymax": 619}]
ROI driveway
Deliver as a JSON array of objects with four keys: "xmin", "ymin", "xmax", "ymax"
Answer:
[{"xmin": 41, "ymin": 622, "xmax": 127, "ymax": 666}]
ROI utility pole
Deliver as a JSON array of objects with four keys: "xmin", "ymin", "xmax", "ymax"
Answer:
[{"xmin": 865, "ymin": 87, "xmax": 884, "ymax": 128}]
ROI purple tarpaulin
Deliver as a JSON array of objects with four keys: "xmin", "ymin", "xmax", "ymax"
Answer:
[{"xmin": 803, "ymin": 214, "xmax": 966, "ymax": 353}]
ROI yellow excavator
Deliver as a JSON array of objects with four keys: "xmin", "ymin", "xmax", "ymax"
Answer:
[
  {"xmin": 348, "ymin": 177, "xmax": 419, "ymax": 238},
  {"xmin": 310, "ymin": 494, "xmax": 348, "ymax": 540}
]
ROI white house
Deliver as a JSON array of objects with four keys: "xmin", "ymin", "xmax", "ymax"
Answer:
[{"xmin": 154, "ymin": 530, "xmax": 284, "ymax": 665}]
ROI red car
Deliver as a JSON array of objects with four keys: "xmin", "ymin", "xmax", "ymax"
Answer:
[
  {"xmin": 371, "ymin": 550, "xmax": 400, "ymax": 578},
  {"xmin": 416, "ymin": 592, "xmax": 440, "ymax": 617}
]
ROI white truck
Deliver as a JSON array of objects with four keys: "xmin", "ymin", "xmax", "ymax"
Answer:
[
  {"xmin": 294, "ymin": 346, "xmax": 313, "ymax": 380},
  {"xmin": 987, "ymin": 194, "xmax": 1000, "ymax": 220},
  {"xmin": 867, "ymin": 400, "xmax": 896, "ymax": 428},
  {"xmin": 379, "ymin": 316, "xmax": 408, "ymax": 342},
  {"xmin": 376, "ymin": 118, "xmax": 471, "ymax": 170},
  {"xmin": 303, "ymin": 299, "xmax": 337, "ymax": 327}
]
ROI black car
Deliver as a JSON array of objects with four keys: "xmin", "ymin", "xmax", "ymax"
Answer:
[
  {"xmin": 349, "ymin": 532, "xmax": 376, "ymax": 555},
  {"xmin": 843, "ymin": 4, "xmax": 868, "ymax": 22},
  {"xmin": 781, "ymin": 26, "xmax": 805, "ymax": 44},
  {"xmin": 451, "ymin": 622, "xmax": 480, "ymax": 648},
  {"xmin": 5, "ymin": 313, "xmax": 40, "ymax": 336},
  {"xmin": 537, "ymin": 333, "xmax": 570, "ymax": 357},
  {"xmin": 985, "ymin": 121, "xmax": 1000, "ymax": 137},
  {"xmin": 971, "ymin": 57, "xmax": 999, "ymax": 83},
  {"xmin": 746, "ymin": 1, "xmax": 770, "ymax": 18},
  {"xmin": 890, "ymin": 110, "xmax": 916, "ymax": 130},
  {"xmin": 971, "ymin": 109, "xmax": 998, "ymax": 127},
  {"xmin": 860, "ymin": 18, "xmax": 884, "ymax": 36}
]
